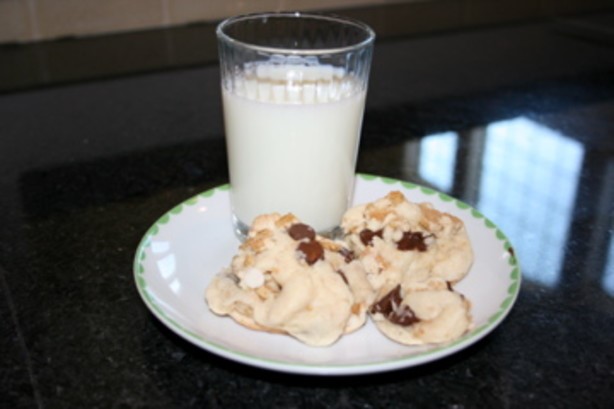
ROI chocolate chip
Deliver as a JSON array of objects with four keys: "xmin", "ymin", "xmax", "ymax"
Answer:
[
  {"xmin": 390, "ymin": 304, "xmax": 420, "ymax": 326},
  {"xmin": 446, "ymin": 281, "xmax": 453, "ymax": 291},
  {"xmin": 370, "ymin": 285, "xmax": 402, "ymax": 315},
  {"xmin": 396, "ymin": 231, "xmax": 429, "ymax": 252},
  {"xmin": 369, "ymin": 285, "xmax": 420, "ymax": 327},
  {"xmin": 288, "ymin": 223, "xmax": 316, "ymax": 241},
  {"xmin": 339, "ymin": 247, "xmax": 355, "ymax": 263},
  {"xmin": 297, "ymin": 240, "xmax": 324, "ymax": 265},
  {"xmin": 359, "ymin": 228, "xmax": 383, "ymax": 246},
  {"xmin": 336, "ymin": 270, "xmax": 349, "ymax": 285}
]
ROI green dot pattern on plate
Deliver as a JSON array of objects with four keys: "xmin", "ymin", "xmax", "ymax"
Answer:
[
  {"xmin": 438, "ymin": 193, "xmax": 454, "ymax": 202},
  {"xmin": 456, "ymin": 201, "xmax": 470, "ymax": 209},
  {"xmin": 401, "ymin": 181, "xmax": 418, "ymax": 189},
  {"xmin": 133, "ymin": 175, "xmax": 522, "ymax": 370}
]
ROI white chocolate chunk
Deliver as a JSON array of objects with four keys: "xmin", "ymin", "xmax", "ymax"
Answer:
[{"xmin": 241, "ymin": 267, "xmax": 265, "ymax": 289}]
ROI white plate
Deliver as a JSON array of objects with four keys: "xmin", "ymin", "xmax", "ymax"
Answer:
[{"xmin": 134, "ymin": 174, "xmax": 521, "ymax": 375}]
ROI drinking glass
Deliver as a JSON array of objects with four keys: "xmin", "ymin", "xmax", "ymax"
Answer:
[{"xmin": 217, "ymin": 12, "xmax": 375, "ymax": 238}]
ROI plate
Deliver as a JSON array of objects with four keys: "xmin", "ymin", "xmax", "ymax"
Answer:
[{"xmin": 133, "ymin": 174, "xmax": 521, "ymax": 375}]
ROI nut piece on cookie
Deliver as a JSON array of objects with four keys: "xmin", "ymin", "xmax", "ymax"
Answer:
[{"xmin": 205, "ymin": 213, "xmax": 374, "ymax": 346}]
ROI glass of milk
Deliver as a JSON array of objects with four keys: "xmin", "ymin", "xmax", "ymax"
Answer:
[{"xmin": 217, "ymin": 12, "xmax": 375, "ymax": 239}]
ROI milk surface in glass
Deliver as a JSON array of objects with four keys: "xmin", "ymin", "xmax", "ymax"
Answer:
[{"xmin": 224, "ymin": 62, "xmax": 366, "ymax": 233}]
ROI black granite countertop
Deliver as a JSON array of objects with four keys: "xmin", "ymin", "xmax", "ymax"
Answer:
[{"xmin": 1, "ymin": 9, "xmax": 614, "ymax": 409}]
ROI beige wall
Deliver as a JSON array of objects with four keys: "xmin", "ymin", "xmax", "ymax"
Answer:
[
  {"xmin": 0, "ymin": 0, "xmax": 410, "ymax": 44},
  {"xmin": 0, "ymin": 0, "xmax": 611, "ymax": 44}
]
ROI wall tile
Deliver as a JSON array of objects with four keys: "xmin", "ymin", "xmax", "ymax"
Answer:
[
  {"xmin": 168, "ymin": 0, "xmax": 389, "ymax": 26},
  {"xmin": 2, "ymin": 0, "xmax": 611, "ymax": 45},
  {"xmin": 0, "ymin": 0, "xmax": 35, "ymax": 43},
  {"xmin": 35, "ymin": 0, "xmax": 165, "ymax": 39}
]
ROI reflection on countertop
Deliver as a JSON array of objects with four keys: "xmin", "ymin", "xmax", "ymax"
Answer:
[
  {"xmin": 1, "ymin": 10, "xmax": 614, "ymax": 409},
  {"xmin": 412, "ymin": 116, "xmax": 614, "ymax": 287}
]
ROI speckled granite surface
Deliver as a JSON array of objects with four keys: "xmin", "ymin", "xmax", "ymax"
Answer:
[{"xmin": 1, "ymin": 12, "xmax": 614, "ymax": 409}]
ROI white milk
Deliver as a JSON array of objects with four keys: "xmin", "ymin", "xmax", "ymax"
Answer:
[{"xmin": 223, "ymin": 63, "xmax": 366, "ymax": 233}]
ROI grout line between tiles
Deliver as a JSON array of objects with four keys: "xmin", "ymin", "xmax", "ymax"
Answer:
[
  {"xmin": 161, "ymin": 0, "xmax": 171, "ymax": 27},
  {"xmin": 0, "ymin": 266, "xmax": 45, "ymax": 409},
  {"xmin": 25, "ymin": 0, "xmax": 40, "ymax": 42}
]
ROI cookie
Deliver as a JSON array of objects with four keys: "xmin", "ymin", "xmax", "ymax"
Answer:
[
  {"xmin": 341, "ymin": 191, "xmax": 474, "ymax": 344},
  {"xmin": 205, "ymin": 213, "xmax": 374, "ymax": 346}
]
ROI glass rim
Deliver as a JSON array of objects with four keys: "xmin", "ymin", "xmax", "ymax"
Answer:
[{"xmin": 216, "ymin": 11, "xmax": 376, "ymax": 56}]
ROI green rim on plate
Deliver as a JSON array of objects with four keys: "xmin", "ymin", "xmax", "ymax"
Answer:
[{"xmin": 133, "ymin": 174, "xmax": 521, "ymax": 373}]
